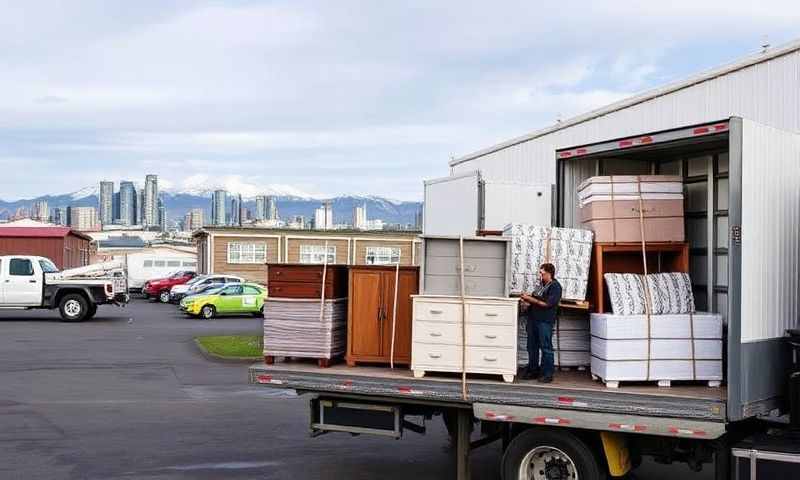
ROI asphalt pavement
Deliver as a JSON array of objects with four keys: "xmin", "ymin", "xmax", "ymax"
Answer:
[{"xmin": 0, "ymin": 299, "xmax": 714, "ymax": 479}]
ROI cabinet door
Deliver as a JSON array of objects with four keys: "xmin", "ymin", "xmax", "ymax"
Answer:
[
  {"xmin": 349, "ymin": 270, "xmax": 384, "ymax": 358},
  {"xmin": 382, "ymin": 269, "xmax": 418, "ymax": 362}
]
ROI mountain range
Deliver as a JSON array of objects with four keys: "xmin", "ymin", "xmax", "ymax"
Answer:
[{"xmin": 0, "ymin": 186, "xmax": 423, "ymax": 227}]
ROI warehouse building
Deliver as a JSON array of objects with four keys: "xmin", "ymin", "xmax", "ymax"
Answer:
[
  {"xmin": 193, "ymin": 227, "xmax": 421, "ymax": 283},
  {"xmin": 0, "ymin": 224, "xmax": 92, "ymax": 269}
]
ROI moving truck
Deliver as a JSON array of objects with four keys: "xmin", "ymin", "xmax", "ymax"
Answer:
[{"xmin": 249, "ymin": 118, "xmax": 800, "ymax": 479}]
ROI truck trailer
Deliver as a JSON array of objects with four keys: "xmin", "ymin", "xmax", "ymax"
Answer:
[{"xmin": 249, "ymin": 118, "xmax": 800, "ymax": 479}]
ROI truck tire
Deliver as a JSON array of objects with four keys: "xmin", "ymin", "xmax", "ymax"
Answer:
[
  {"xmin": 501, "ymin": 428, "xmax": 603, "ymax": 480},
  {"xmin": 200, "ymin": 305, "xmax": 216, "ymax": 319},
  {"xmin": 159, "ymin": 290, "xmax": 171, "ymax": 303},
  {"xmin": 59, "ymin": 294, "xmax": 89, "ymax": 322},
  {"xmin": 85, "ymin": 304, "xmax": 98, "ymax": 320}
]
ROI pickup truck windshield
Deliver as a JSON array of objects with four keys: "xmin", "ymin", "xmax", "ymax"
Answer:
[{"xmin": 38, "ymin": 259, "xmax": 59, "ymax": 273}]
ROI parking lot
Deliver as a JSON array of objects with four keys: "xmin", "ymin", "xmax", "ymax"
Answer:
[{"xmin": 0, "ymin": 299, "xmax": 710, "ymax": 479}]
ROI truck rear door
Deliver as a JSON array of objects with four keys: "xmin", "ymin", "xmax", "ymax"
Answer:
[{"xmin": 4, "ymin": 258, "xmax": 42, "ymax": 306}]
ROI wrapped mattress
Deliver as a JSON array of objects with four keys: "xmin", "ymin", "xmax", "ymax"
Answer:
[
  {"xmin": 590, "ymin": 312, "xmax": 723, "ymax": 382},
  {"xmin": 503, "ymin": 223, "xmax": 593, "ymax": 301},
  {"xmin": 263, "ymin": 297, "xmax": 347, "ymax": 359}
]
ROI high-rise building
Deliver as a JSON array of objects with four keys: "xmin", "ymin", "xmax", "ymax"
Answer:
[
  {"xmin": 136, "ymin": 189, "xmax": 144, "ymax": 225},
  {"xmin": 68, "ymin": 206, "xmax": 99, "ymax": 231},
  {"xmin": 211, "ymin": 190, "xmax": 227, "ymax": 226},
  {"xmin": 230, "ymin": 195, "xmax": 242, "ymax": 226},
  {"xmin": 32, "ymin": 200, "xmax": 49, "ymax": 221},
  {"xmin": 157, "ymin": 198, "xmax": 166, "ymax": 232},
  {"xmin": 99, "ymin": 181, "xmax": 114, "ymax": 225},
  {"xmin": 314, "ymin": 201, "xmax": 333, "ymax": 230},
  {"xmin": 353, "ymin": 203, "xmax": 367, "ymax": 230},
  {"xmin": 414, "ymin": 207, "xmax": 423, "ymax": 230},
  {"xmin": 255, "ymin": 195, "xmax": 267, "ymax": 221},
  {"xmin": 51, "ymin": 207, "xmax": 67, "ymax": 225},
  {"xmin": 119, "ymin": 181, "xmax": 136, "ymax": 226},
  {"xmin": 267, "ymin": 196, "xmax": 278, "ymax": 220},
  {"xmin": 143, "ymin": 174, "xmax": 158, "ymax": 227},
  {"xmin": 184, "ymin": 208, "xmax": 204, "ymax": 231}
]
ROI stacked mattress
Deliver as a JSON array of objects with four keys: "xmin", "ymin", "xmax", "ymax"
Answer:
[
  {"xmin": 590, "ymin": 312, "xmax": 723, "ymax": 382},
  {"xmin": 263, "ymin": 298, "xmax": 348, "ymax": 359},
  {"xmin": 578, "ymin": 175, "xmax": 685, "ymax": 243},
  {"xmin": 503, "ymin": 224, "xmax": 593, "ymax": 301},
  {"xmin": 518, "ymin": 311, "xmax": 591, "ymax": 368}
]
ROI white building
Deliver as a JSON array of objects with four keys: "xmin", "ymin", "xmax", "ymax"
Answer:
[
  {"xmin": 99, "ymin": 181, "xmax": 114, "ymax": 225},
  {"xmin": 211, "ymin": 190, "xmax": 227, "ymax": 226},
  {"xmin": 32, "ymin": 200, "xmax": 49, "ymax": 221},
  {"xmin": 184, "ymin": 208, "xmax": 204, "ymax": 231},
  {"xmin": 143, "ymin": 174, "xmax": 158, "ymax": 227},
  {"xmin": 69, "ymin": 206, "xmax": 99, "ymax": 232},
  {"xmin": 352, "ymin": 203, "xmax": 367, "ymax": 230},
  {"xmin": 314, "ymin": 201, "xmax": 333, "ymax": 230}
]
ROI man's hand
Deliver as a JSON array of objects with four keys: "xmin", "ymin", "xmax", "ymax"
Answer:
[{"xmin": 520, "ymin": 293, "xmax": 547, "ymax": 308}]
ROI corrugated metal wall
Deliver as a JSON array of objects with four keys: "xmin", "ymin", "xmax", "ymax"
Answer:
[
  {"xmin": 452, "ymin": 50, "xmax": 800, "ymax": 184},
  {"xmin": 740, "ymin": 119, "xmax": 800, "ymax": 342}
]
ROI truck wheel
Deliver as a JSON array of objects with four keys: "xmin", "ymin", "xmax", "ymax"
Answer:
[
  {"xmin": 200, "ymin": 305, "xmax": 216, "ymax": 319},
  {"xmin": 501, "ymin": 428, "xmax": 602, "ymax": 480},
  {"xmin": 59, "ymin": 294, "xmax": 89, "ymax": 322},
  {"xmin": 85, "ymin": 304, "xmax": 98, "ymax": 320},
  {"xmin": 159, "ymin": 290, "xmax": 171, "ymax": 303}
]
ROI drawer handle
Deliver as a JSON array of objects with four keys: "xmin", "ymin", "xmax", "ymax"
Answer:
[
  {"xmin": 484, "ymin": 334, "xmax": 497, "ymax": 339},
  {"xmin": 428, "ymin": 353, "xmax": 442, "ymax": 359},
  {"xmin": 429, "ymin": 332, "xmax": 443, "ymax": 337},
  {"xmin": 483, "ymin": 356, "xmax": 498, "ymax": 362},
  {"xmin": 484, "ymin": 312, "xmax": 499, "ymax": 317},
  {"xmin": 430, "ymin": 309, "xmax": 443, "ymax": 314}
]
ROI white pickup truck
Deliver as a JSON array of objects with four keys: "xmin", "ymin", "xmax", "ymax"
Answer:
[{"xmin": 0, "ymin": 255, "xmax": 128, "ymax": 322}]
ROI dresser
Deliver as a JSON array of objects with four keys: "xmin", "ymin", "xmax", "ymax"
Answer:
[
  {"xmin": 420, "ymin": 236, "xmax": 511, "ymax": 298},
  {"xmin": 267, "ymin": 264, "xmax": 349, "ymax": 299},
  {"xmin": 346, "ymin": 266, "xmax": 419, "ymax": 366},
  {"xmin": 411, "ymin": 295, "xmax": 518, "ymax": 382}
]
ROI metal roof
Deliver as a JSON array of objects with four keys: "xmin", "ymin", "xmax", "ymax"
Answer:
[
  {"xmin": 96, "ymin": 236, "xmax": 147, "ymax": 249},
  {"xmin": 450, "ymin": 37, "xmax": 800, "ymax": 167},
  {"xmin": 0, "ymin": 226, "xmax": 91, "ymax": 241}
]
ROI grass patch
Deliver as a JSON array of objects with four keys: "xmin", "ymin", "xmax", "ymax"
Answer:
[{"xmin": 195, "ymin": 335, "xmax": 263, "ymax": 359}]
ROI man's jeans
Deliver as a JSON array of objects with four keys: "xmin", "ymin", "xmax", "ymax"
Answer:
[{"xmin": 526, "ymin": 316, "xmax": 554, "ymax": 377}]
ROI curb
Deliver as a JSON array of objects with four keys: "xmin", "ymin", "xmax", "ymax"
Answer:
[{"xmin": 193, "ymin": 338, "xmax": 262, "ymax": 364}]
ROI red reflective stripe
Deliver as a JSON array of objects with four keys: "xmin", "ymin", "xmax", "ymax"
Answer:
[
  {"xmin": 576, "ymin": 148, "xmax": 588, "ymax": 155},
  {"xmin": 559, "ymin": 151, "xmax": 573, "ymax": 158},
  {"xmin": 609, "ymin": 423, "xmax": 647, "ymax": 432},
  {"xmin": 533, "ymin": 417, "xmax": 571, "ymax": 425},
  {"xmin": 557, "ymin": 396, "xmax": 575, "ymax": 404},
  {"xmin": 669, "ymin": 427, "xmax": 706, "ymax": 436},
  {"xmin": 619, "ymin": 140, "xmax": 634, "ymax": 147},
  {"xmin": 256, "ymin": 375, "xmax": 272, "ymax": 383},
  {"xmin": 693, "ymin": 127, "xmax": 710, "ymax": 135},
  {"xmin": 341, "ymin": 380, "xmax": 353, "ymax": 388},
  {"xmin": 714, "ymin": 123, "xmax": 728, "ymax": 131},
  {"xmin": 639, "ymin": 136, "xmax": 653, "ymax": 144}
]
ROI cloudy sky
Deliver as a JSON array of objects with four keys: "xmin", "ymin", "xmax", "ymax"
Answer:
[{"xmin": 1, "ymin": 1, "xmax": 799, "ymax": 201}]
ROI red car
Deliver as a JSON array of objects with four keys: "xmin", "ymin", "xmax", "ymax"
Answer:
[{"xmin": 143, "ymin": 271, "xmax": 197, "ymax": 303}]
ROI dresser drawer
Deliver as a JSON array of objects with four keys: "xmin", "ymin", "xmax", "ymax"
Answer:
[
  {"xmin": 465, "ymin": 347, "xmax": 516, "ymax": 372},
  {"xmin": 466, "ymin": 303, "xmax": 517, "ymax": 325},
  {"xmin": 413, "ymin": 299, "xmax": 462, "ymax": 322},
  {"xmin": 411, "ymin": 343, "xmax": 462, "ymax": 368},
  {"xmin": 411, "ymin": 343, "xmax": 516, "ymax": 374},
  {"xmin": 414, "ymin": 321, "xmax": 516, "ymax": 348}
]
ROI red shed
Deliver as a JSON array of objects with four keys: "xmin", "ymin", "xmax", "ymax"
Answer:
[{"xmin": 0, "ymin": 226, "xmax": 92, "ymax": 269}]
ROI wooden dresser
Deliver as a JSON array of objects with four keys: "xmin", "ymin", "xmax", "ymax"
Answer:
[
  {"xmin": 267, "ymin": 264, "xmax": 349, "ymax": 299},
  {"xmin": 411, "ymin": 295, "xmax": 518, "ymax": 382},
  {"xmin": 346, "ymin": 266, "xmax": 419, "ymax": 367}
]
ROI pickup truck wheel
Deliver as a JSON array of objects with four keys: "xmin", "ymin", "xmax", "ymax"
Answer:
[
  {"xmin": 85, "ymin": 304, "xmax": 98, "ymax": 320},
  {"xmin": 59, "ymin": 294, "xmax": 89, "ymax": 322},
  {"xmin": 502, "ymin": 428, "xmax": 602, "ymax": 480},
  {"xmin": 159, "ymin": 290, "xmax": 171, "ymax": 303},
  {"xmin": 200, "ymin": 305, "xmax": 216, "ymax": 319}
]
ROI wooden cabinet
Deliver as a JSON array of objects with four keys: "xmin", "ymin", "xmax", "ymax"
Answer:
[
  {"xmin": 346, "ymin": 266, "xmax": 419, "ymax": 366},
  {"xmin": 411, "ymin": 295, "xmax": 518, "ymax": 383},
  {"xmin": 267, "ymin": 264, "xmax": 348, "ymax": 299}
]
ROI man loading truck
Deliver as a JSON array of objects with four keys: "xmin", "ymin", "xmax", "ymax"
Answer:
[{"xmin": 519, "ymin": 263, "xmax": 562, "ymax": 383}]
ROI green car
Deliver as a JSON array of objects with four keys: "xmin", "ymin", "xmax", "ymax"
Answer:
[{"xmin": 180, "ymin": 283, "xmax": 267, "ymax": 319}]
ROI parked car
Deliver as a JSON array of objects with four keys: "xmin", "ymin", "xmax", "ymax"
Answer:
[
  {"xmin": 169, "ymin": 274, "xmax": 243, "ymax": 303},
  {"xmin": 142, "ymin": 271, "xmax": 196, "ymax": 303},
  {"xmin": 180, "ymin": 283, "xmax": 266, "ymax": 319}
]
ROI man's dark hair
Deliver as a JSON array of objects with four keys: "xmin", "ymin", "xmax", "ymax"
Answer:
[{"xmin": 540, "ymin": 263, "xmax": 556, "ymax": 277}]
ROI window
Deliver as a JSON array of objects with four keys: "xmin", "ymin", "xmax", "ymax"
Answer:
[
  {"xmin": 167, "ymin": 260, "xmax": 181, "ymax": 267},
  {"xmin": 10, "ymin": 259, "xmax": 34, "ymax": 276},
  {"xmin": 183, "ymin": 261, "xmax": 197, "ymax": 267},
  {"xmin": 154, "ymin": 260, "xmax": 166, "ymax": 267},
  {"xmin": 221, "ymin": 285, "xmax": 243, "ymax": 296},
  {"xmin": 225, "ymin": 277, "xmax": 242, "ymax": 283},
  {"xmin": 38, "ymin": 259, "xmax": 59, "ymax": 273},
  {"xmin": 365, "ymin": 247, "xmax": 401, "ymax": 265},
  {"xmin": 143, "ymin": 260, "xmax": 154, "ymax": 268},
  {"xmin": 299, "ymin": 244, "xmax": 336, "ymax": 264},
  {"xmin": 227, "ymin": 242, "xmax": 267, "ymax": 264},
  {"xmin": 243, "ymin": 285, "xmax": 262, "ymax": 295}
]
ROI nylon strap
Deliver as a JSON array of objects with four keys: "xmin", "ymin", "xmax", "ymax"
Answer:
[
  {"xmin": 689, "ymin": 310, "xmax": 697, "ymax": 380},
  {"xmin": 609, "ymin": 175, "xmax": 617, "ymax": 243},
  {"xmin": 636, "ymin": 176, "xmax": 654, "ymax": 381},
  {"xmin": 458, "ymin": 236, "xmax": 468, "ymax": 400},
  {"xmin": 389, "ymin": 262, "xmax": 400, "ymax": 369},
  {"xmin": 319, "ymin": 240, "xmax": 328, "ymax": 322}
]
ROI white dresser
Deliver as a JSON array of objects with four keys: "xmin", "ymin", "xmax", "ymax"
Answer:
[{"xmin": 411, "ymin": 295, "xmax": 518, "ymax": 383}]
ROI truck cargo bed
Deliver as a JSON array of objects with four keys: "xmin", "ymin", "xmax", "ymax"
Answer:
[{"xmin": 249, "ymin": 362, "xmax": 726, "ymax": 422}]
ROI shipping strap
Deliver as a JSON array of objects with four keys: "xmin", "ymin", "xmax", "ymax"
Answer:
[
  {"xmin": 636, "ymin": 176, "xmax": 654, "ymax": 381},
  {"xmin": 610, "ymin": 175, "xmax": 617, "ymax": 243},
  {"xmin": 555, "ymin": 309, "xmax": 562, "ymax": 368},
  {"xmin": 319, "ymin": 240, "xmax": 328, "ymax": 322},
  {"xmin": 458, "ymin": 236, "xmax": 468, "ymax": 400},
  {"xmin": 389, "ymin": 262, "xmax": 400, "ymax": 369},
  {"xmin": 689, "ymin": 311, "xmax": 697, "ymax": 380}
]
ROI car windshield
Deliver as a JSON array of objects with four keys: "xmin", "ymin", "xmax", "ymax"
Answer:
[
  {"xmin": 169, "ymin": 271, "xmax": 186, "ymax": 278},
  {"xmin": 202, "ymin": 286, "xmax": 226, "ymax": 295},
  {"xmin": 186, "ymin": 276, "xmax": 206, "ymax": 286},
  {"xmin": 38, "ymin": 259, "xmax": 59, "ymax": 273}
]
